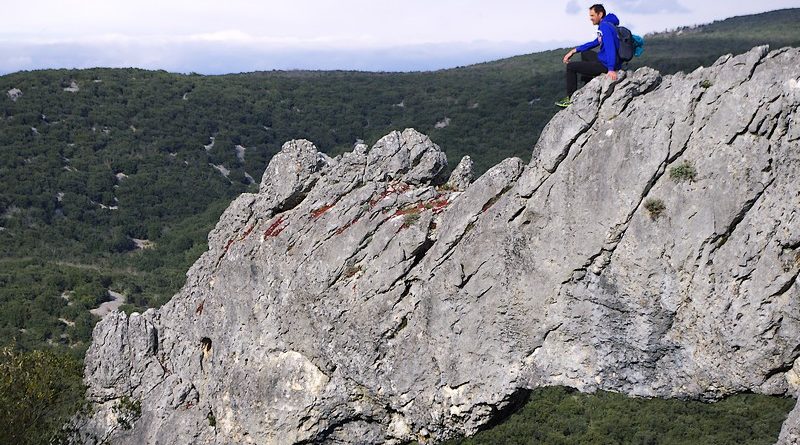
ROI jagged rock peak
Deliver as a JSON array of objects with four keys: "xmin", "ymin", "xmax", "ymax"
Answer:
[
  {"xmin": 364, "ymin": 128, "xmax": 449, "ymax": 185},
  {"xmin": 259, "ymin": 129, "xmax": 448, "ymax": 204},
  {"xmin": 258, "ymin": 139, "xmax": 333, "ymax": 210},
  {"xmin": 75, "ymin": 46, "xmax": 800, "ymax": 445},
  {"xmin": 446, "ymin": 156, "xmax": 474, "ymax": 191}
]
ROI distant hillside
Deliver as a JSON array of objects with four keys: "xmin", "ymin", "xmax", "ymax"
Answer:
[{"xmin": 1, "ymin": 8, "xmax": 799, "ymax": 354}]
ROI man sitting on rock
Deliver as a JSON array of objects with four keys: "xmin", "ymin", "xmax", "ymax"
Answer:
[{"xmin": 556, "ymin": 4, "xmax": 621, "ymax": 108}]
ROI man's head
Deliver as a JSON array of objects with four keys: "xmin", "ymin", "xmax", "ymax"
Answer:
[{"xmin": 589, "ymin": 4, "xmax": 606, "ymax": 25}]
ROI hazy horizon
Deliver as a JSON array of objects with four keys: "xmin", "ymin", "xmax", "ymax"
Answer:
[{"xmin": 2, "ymin": 1, "xmax": 799, "ymax": 75}]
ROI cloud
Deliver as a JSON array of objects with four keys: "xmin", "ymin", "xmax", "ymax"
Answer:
[
  {"xmin": 610, "ymin": 0, "xmax": 690, "ymax": 14},
  {"xmin": 565, "ymin": 0, "xmax": 582, "ymax": 15}
]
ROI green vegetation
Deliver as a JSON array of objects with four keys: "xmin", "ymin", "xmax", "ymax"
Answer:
[
  {"xmin": 1, "ymin": 10, "xmax": 799, "ymax": 352},
  {"xmin": 644, "ymin": 198, "xmax": 667, "ymax": 220},
  {"xmin": 403, "ymin": 211, "xmax": 422, "ymax": 227},
  {"xmin": 0, "ymin": 200, "xmax": 226, "ymax": 352},
  {"xmin": 0, "ymin": 9, "xmax": 798, "ymax": 443},
  {"xmin": 113, "ymin": 396, "xmax": 142, "ymax": 430},
  {"xmin": 633, "ymin": 8, "xmax": 800, "ymax": 75},
  {"xmin": 670, "ymin": 160, "xmax": 698, "ymax": 182},
  {"xmin": 701, "ymin": 79, "xmax": 714, "ymax": 89},
  {"xmin": 0, "ymin": 346, "xmax": 86, "ymax": 445},
  {"xmin": 441, "ymin": 387, "xmax": 795, "ymax": 445}
]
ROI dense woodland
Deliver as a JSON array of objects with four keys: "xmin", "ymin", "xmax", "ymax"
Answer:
[
  {"xmin": 442, "ymin": 387, "xmax": 796, "ymax": 445},
  {"xmin": 1, "ymin": 8, "xmax": 799, "ymax": 444}
]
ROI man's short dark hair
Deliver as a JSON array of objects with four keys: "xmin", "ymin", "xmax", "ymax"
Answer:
[{"xmin": 590, "ymin": 4, "xmax": 606, "ymax": 16}]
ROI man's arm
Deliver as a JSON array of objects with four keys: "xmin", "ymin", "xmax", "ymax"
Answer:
[
  {"xmin": 563, "ymin": 38, "xmax": 600, "ymax": 63},
  {"xmin": 593, "ymin": 22, "xmax": 619, "ymax": 80}
]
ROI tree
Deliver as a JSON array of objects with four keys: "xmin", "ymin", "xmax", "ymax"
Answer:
[{"xmin": 0, "ymin": 346, "xmax": 86, "ymax": 445}]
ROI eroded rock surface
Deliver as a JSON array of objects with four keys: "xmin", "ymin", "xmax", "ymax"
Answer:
[
  {"xmin": 76, "ymin": 46, "xmax": 800, "ymax": 444},
  {"xmin": 779, "ymin": 399, "xmax": 800, "ymax": 445}
]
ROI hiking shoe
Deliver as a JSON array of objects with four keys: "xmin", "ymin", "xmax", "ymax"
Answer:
[{"xmin": 555, "ymin": 97, "xmax": 572, "ymax": 108}]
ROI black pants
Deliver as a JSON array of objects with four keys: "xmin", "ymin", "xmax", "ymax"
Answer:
[{"xmin": 565, "ymin": 51, "xmax": 607, "ymax": 96}]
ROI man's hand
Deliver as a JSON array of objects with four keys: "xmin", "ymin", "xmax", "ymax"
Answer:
[
  {"xmin": 563, "ymin": 49, "xmax": 576, "ymax": 64},
  {"xmin": 607, "ymin": 70, "xmax": 618, "ymax": 81}
]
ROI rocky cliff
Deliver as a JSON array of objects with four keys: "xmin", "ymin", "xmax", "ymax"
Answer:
[{"xmin": 75, "ymin": 46, "xmax": 800, "ymax": 444}]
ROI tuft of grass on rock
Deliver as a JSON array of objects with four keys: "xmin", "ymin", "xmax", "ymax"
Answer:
[
  {"xmin": 344, "ymin": 265, "xmax": 363, "ymax": 278},
  {"xmin": 644, "ymin": 198, "xmax": 666, "ymax": 220},
  {"xmin": 403, "ymin": 212, "xmax": 421, "ymax": 227},
  {"xmin": 113, "ymin": 396, "xmax": 142, "ymax": 430},
  {"xmin": 670, "ymin": 160, "xmax": 697, "ymax": 183}
]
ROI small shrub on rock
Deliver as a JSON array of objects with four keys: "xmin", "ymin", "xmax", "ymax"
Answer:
[
  {"xmin": 670, "ymin": 161, "xmax": 697, "ymax": 183},
  {"xmin": 644, "ymin": 198, "xmax": 666, "ymax": 220},
  {"xmin": 344, "ymin": 265, "xmax": 362, "ymax": 278},
  {"xmin": 403, "ymin": 212, "xmax": 421, "ymax": 227},
  {"xmin": 113, "ymin": 396, "xmax": 142, "ymax": 430}
]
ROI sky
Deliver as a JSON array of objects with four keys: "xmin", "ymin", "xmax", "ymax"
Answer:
[{"xmin": 1, "ymin": 0, "xmax": 799, "ymax": 74}]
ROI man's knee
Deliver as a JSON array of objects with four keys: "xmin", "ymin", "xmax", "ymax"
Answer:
[
  {"xmin": 566, "ymin": 62, "xmax": 579, "ymax": 73},
  {"xmin": 581, "ymin": 52, "xmax": 596, "ymax": 62}
]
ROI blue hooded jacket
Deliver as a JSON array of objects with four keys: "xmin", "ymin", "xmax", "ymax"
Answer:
[{"xmin": 576, "ymin": 13, "xmax": 621, "ymax": 71}]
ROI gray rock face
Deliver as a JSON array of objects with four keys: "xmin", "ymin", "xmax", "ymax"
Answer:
[
  {"xmin": 778, "ymin": 399, "xmax": 800, "ymax": 445},
  {"xmin": 77, "ymin": 47, "xmax": 800, "ymax": 444},
  {"xmin": 6, "ymin": 88, "xmax": 22, "ymax": 101},
  {"xmin": 446, "ymin": 156, "xmax": 474, "ymax": 191}
]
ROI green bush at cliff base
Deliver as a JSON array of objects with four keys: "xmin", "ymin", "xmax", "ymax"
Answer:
[
  {"xmin": 0, "ymin": 346, "xmax": 86, "ymax": 445},
  {"xmin": 440, "ymin": 386, "xmax": 795, "ymax": 445}
]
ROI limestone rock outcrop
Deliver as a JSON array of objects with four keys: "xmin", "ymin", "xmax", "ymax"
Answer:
[
  {"xmin": 6, "ymin": 87, "xmax": 22, "ymax": 102},
  {"xmin": 779, "ymin": 400, "xmax": 800, "ymax": 445},
  {"xmin": 76, "ymin": 46, "xmax": 800, "ymax": 444}
]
